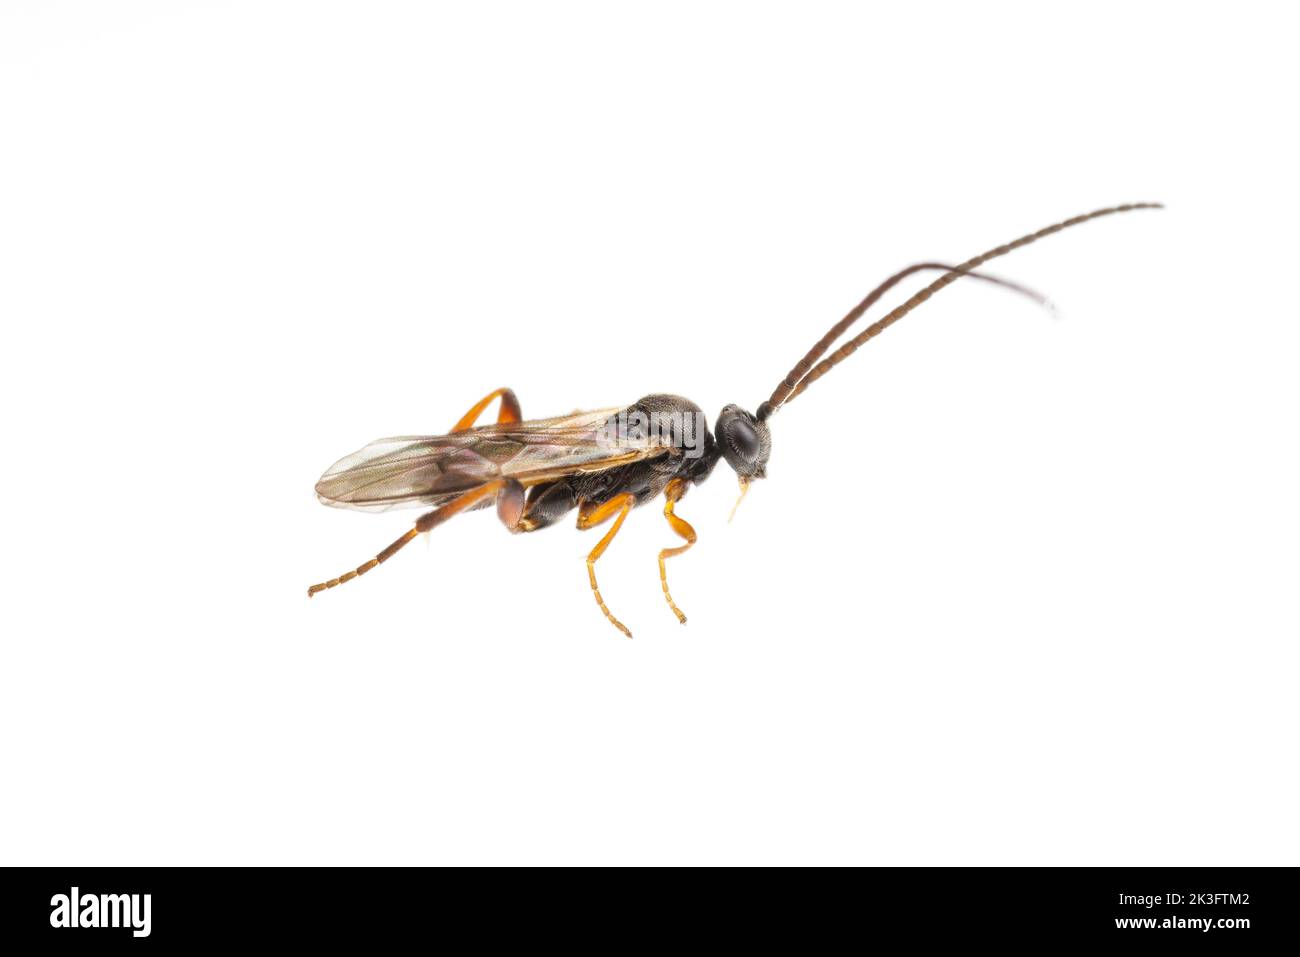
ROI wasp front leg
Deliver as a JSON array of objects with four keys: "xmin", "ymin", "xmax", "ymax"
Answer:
[
  {"xmin": 658, "ymin": 478, "xmax": 697, "ymax": 625},
  {"xmin": 576, "ymin": 493, "xmax": 637, "ymax": 638},
  {"xmin": 451, "ymin": 387, "xmax": 522, "ymax": 432}
]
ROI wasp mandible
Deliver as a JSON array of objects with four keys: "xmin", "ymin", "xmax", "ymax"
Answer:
[{"xmin": 308, "ymin": 203, "xmax": 1162, "ymax": 636}]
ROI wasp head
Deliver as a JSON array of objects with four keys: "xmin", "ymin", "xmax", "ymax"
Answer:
[{"xmin": 715, "ymin": 404, "xmax": 771, "ymax": 481}]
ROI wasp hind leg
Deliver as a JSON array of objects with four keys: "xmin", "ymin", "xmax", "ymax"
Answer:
[
  {"xmin": 576, "ymin": 493, "xmax": 637, "ymax": 638},
  {"xmin": 307, "ymin": 479, "xmax": 508, "ymax": 597},
  {"xmin": 658, "ymin": 478, "xmax": 697, "ymax": 625},
  {"xmin": 451, "ymin": 388, "xmax": 522, "ymax": 432}
]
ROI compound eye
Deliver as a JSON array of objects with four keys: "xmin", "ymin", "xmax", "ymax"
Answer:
[{"xmin": 725, "ymin": 416, "xmax": 759, "ymax": 463}]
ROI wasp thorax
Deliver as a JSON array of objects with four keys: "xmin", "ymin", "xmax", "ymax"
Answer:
[{"xmin": 715, "ymin": 404, "xmax": 771, "ymax": 479}]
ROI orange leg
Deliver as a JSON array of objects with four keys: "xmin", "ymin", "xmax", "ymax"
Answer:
[
  {"xmin": 657, "ymin": 479, "xmax": 697, "ymax": 625},
  {"xmin": 576, "ymin": 493, "xmax": 637, "ymax": 638},
  {"xmin": 307, "ymin": 480, "xmax": 505, "ymax": 597},
  {"xmin": 451, "ymin": 388, "xmax": 522, "ymax": 432}
]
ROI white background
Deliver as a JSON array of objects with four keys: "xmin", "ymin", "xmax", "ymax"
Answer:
[{"xmin": 2, "ymin": 2, "xmax": 1296, "ymax": 866}]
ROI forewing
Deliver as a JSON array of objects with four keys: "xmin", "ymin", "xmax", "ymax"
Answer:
[{"xmin": 314, "ymin": 407, "xmax": 663, "ymax": 512}]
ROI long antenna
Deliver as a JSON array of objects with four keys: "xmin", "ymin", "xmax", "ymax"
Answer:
[
  {"xmin": 759, "ymin": 203, "xmax": 1162, "ymax": 419},
  {"xmin": 763, "ymin": 262, "xmax": 1052, "ymax": 416}
]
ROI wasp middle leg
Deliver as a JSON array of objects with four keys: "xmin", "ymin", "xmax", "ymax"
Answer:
[
  {"xmin": 576, "ymin": 493, "xmax": 637, "ymax": 638},
  {"xmin": 657, "ymin": 478, "xmax": 697, "ymax": 625},
  {"xmin": 451, "ymin": 387, "xmax": 522, "ymax": 432}
]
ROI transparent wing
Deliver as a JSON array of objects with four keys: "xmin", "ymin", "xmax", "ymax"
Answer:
[{"xmin": 314, "ymin": 407, "xmax": 666, "ymax": 513}]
